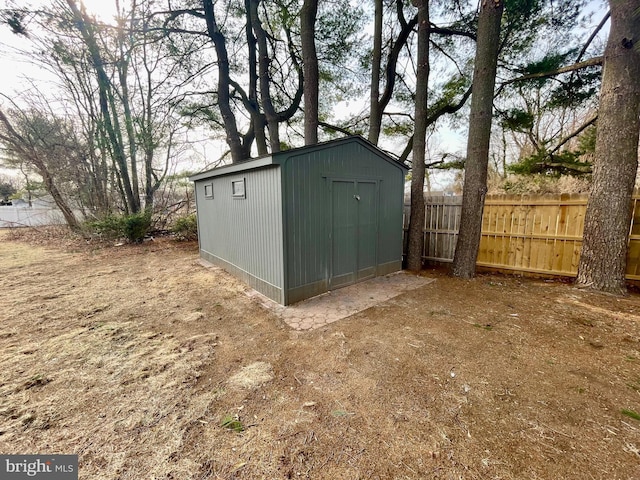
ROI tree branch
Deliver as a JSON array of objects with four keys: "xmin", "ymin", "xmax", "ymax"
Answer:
[
  {"xmin": 378, "ymin": 13, "xmax": 418, "ymax": 112},
  {"xmin": 575, "ymin": 12, "xmax": 610, "ymax": 63},
  {"xmin": 398, "ymin": 85, "xmax": 472, "ymax": 164},
  {"xmin": 425, "ymin": 159, "xmax": 444, "ymax": 168},
  {"xmin": 549, "ymin": 114, "xmax": 597, "ymax": 155},
  {"xmin": 535, "ymin": 161, "xmax": 592, "ymax": 174},
  {"xmin": 399, "ymin": 138, "xmax": 412, "ymax": 163},
  {"xmin": 425, "ymin": 85, "xmax": 472, "ymax": 125},
  {"xmin": 318, "ymin": 121, "xmax": 353, "ymax": 136},
  {"xmin": 145, "ymin": 27, "xmax": 210, "ymax": 38},
  {"xmin": 503, "ymin": 56, "xmax": 603, "ymax": 86},
  {"xmin": 396, "ymin": 0, "xmax": 409, "ymax": 30},
  {"xmin": 430, "ymin": 24, "xmax": 476, "ymax": 41}
]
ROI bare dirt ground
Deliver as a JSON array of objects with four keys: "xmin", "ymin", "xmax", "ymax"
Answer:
[{"xmin": 1, "ymin": 227, "xmax": 639, "ymax": 479}]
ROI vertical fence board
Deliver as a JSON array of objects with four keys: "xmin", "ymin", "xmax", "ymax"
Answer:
[{"xmin": 628, "ymin": 196, "xmax": 640, "ymax": 279}]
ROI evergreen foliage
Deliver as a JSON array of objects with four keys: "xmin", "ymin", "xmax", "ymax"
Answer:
[
  {"xmin": 86, "ymin": 211, "xmax": 153, "ymax": 243},
  {"xmin": 172, "ymin": 213, "xmax": 198, "ymax": 241}
]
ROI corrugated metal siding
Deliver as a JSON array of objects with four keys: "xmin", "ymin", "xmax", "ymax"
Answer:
[
  {"xmin": 282, "ymin": 141, "xmax": 405, "ymax": 291},
  {"xmin": 195, "ymin": 166, "xmax": 284, "ymax": 298}
]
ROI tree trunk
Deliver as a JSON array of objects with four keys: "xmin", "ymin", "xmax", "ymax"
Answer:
[
  {"xmin": 104, "ymin": 83, "xmax": 140, "ymax": 212},
  {"xmin": 244, "ymin": 0, "xmax": 268, "ymax": 156},
  {"xmin": 40, "ymin": 164, "xmax": 80, "ymax": 231},
  {"xmin": 249, "ymin": 0, "xmax": 280, "ymax": 152},
  {"xmin": 576, "ymin": 0, "xmax": 640, "ymax": 294},
  {"xmin": 117, "ymin": 12, "xmax": 140, "ymax": 208},
  {"xmin": 301, "ymin": 0, "xmax": 319, "ymax": 145},
  {"xmin": 370, "ymin": 4, "xmax": 418, "ymax": 146},
  {"xmin": 203, "ymin": 0, "xmax": 245, "ymax": 162},
  {"xmin": 118, "ymin": 65, "xmax": 140, "ymax": 208},
  {"xmin": 368, "ymin": 0, "xmax": 383, "ymax": 145},
  {"xmin": 405, "ymin": 0, "xmax": 429, "ymax": 272},
  {"xmin": 451, "ymin": 0, "xmax": 504, "ymax": 278}
]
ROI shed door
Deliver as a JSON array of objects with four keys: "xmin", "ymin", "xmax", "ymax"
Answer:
[{"xmin": 330, "ymin": 180, "xmax": 378, "ymax": 290}]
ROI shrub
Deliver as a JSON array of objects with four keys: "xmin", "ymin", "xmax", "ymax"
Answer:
[
  {"xmin": 123, "ymin": 211, "xmax": 152, "ymax": 243},
  {"xmin": 85, "ymin": 215, "xmax": 125, "ymax": 240},
  {"xmin": 85, "ymin": 211, "xmax": 152, "ymax": 243},
  {"xmin": 172, "ymin": 213, "xmax": 198, "ymax": 241}
]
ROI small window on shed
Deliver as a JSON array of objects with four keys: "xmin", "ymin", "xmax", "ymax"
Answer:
[
  {"xmin": 232, "ymin": 179, "xmax": 246, "ymax": 199},
  {"xmin": 204, "ymin": 183, "xmax": 214, "ymax": 199}
]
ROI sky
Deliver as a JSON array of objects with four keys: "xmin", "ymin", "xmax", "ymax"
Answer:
[
  {"xmin": 0, "ymin": 0, "xmax": 117, "ymax": 94},
  {"xmin": 0, "ymin": 0, "xmax": 610, "ymax": 190}
]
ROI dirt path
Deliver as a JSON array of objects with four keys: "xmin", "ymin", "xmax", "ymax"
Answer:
[{"xmin": 1, "ymin": 232, "xmax": 639, "ymax": 479}]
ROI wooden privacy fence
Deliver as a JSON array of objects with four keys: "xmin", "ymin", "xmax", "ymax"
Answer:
[{"xmin": 403, "ymin": 193, "xmax": 640, "ymax": 280}]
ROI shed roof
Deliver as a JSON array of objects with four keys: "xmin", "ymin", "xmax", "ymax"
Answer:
[{"xmin": 189, "ymin": 135, "xmax": 408, "ymax": 182}]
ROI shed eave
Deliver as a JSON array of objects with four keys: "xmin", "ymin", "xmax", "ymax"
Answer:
[{"xmin": 189, "ymin": 155, "xmax": 279, "ymax": 182}]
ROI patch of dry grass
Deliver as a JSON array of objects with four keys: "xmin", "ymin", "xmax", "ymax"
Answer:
[{"xmin": 1, "ymin": 231, "xmax": 639, "ymax": 479}]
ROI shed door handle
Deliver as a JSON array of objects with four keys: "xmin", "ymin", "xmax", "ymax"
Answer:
[{"xmin": 354, "ymin": 195, "xmax": 360, "ymax": 201}]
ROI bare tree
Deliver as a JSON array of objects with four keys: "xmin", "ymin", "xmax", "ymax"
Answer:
[
  {"xmin": 0, "ymin": 108, "xmax": 80, "ymax": 229},
  {"xmin": 65, "ymin": 0, "xmax": 140, "ymax": 213}
]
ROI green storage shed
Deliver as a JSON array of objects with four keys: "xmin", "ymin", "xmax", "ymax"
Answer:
[{"xmin": 190, "ymin": 135, "xmax": 408, "ymax": 305}]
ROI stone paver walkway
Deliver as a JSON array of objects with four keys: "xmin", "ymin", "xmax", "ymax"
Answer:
[{"xmin": 247, "ymin": 272, "xmax": 435, "ymax": 330}]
